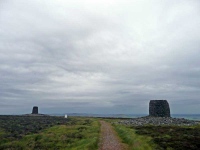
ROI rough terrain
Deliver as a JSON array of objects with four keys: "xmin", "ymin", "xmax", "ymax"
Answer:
[
  {"xmin": 118, "ymin": 116, "xmax": 200, "ymax": 126},
  {"xmin": 98, "ymin": 121, "xmax": 127, "ymax": 150}
]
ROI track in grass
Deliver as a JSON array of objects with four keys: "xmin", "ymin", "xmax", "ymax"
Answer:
[{"xmin": 98, "ymin": 121, "xmax": 127, "ymax": 150}]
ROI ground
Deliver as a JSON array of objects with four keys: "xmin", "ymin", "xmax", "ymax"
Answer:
[
  {"xmin": 0, "ymin": 116, "xmax": 200, "ymax": 150},
  {"xmin": 98, "ymin": 121, "xmax": 127, "ymax": 150}
]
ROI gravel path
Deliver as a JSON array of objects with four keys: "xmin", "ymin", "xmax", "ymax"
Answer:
[{"xmin": 98, "ymin": 121, "xmax": 127, "ymax": 150}]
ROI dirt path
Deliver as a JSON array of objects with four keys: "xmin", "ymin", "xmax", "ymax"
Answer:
[{"xmin": 98, "ymin": 121, "xmax": 128, "ymax": 150}]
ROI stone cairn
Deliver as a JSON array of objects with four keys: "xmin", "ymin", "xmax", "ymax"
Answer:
[
  {"xmin": 32, "ymin": 106, "xmax": 38, "ymax": 114},
  {"xmin": 149, "ymin": 100, "xmax": 170, "ymax": 117}
]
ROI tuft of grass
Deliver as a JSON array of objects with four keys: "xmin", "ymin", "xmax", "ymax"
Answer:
[{"xmin": 113, "ymin": 124, "xmax": 156, "ymax": 150}]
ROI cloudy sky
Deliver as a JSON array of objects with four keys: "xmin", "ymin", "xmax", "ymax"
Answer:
[{"xmin": 1, "ymin": 0, "xmax": 200, "ymax": 114}]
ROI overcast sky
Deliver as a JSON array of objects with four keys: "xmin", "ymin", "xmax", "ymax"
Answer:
[{"xmin": 1, "ymin": 0, "xmax": 200, "ymax": 114}]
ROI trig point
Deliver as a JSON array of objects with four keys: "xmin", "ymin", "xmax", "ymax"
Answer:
[
  {"xmin": 32, "ymin": 106, "xmax": 38, "ymax": 114},
  {"xmin": 149, "ymin": 100, "xmax": 170, "ymax": 117}
]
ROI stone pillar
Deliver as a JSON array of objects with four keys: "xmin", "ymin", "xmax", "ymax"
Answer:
[
  {"xmin": 32, "ymin": 106, "xmax": 38, "ymax": 114},
  {"xmin": 149, "ymin": 100, "xmax": 170, "ymax": 117}
]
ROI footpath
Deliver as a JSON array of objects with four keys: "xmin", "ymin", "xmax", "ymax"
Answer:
[{"xmin": 98, "ymin": 121, "xmax": 127, "ymax": 150}]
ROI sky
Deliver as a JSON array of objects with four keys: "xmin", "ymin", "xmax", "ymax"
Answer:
[{"xmin": 0, "ymin": 0, "xmax": 200, "ymax": 114}]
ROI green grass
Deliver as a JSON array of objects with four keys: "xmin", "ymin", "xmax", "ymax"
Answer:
[
  {"xmin": 0, "ymin": 117, "xmax": 100, "ymax": 150},
  {"xmin": 0, "ymin": 115, "xmax": 70, "ymax": 141},
  {"xmin": 113, "ymin": 124, "xmax": 156, "ymax": 150},
  {"xmin": 134, "ymin": 125, "xmax": 200, "ymax": 150},
  {"xmin": 3, "ymin": 116, "xmax": 199, "ymax": 150},
  {"xmin": 0, "ymin": 128, "xmax": 5, "ymax": 136},
  {"xmin": 113, "ymin": 123, "xmax": 200, "ymax": 150}
]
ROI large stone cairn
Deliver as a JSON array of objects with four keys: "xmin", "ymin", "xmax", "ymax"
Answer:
[
  {"xmin": 149, "ymin": 100, "xmax": 170, "ymax": 117},
  {"xmin": 32, "ymin": 106, "xmax": 38, "ymax": 114}
]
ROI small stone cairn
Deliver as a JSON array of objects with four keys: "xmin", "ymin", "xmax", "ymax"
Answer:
[
  {"xmin": 149, "ymin": 100, "xmax": 170, "ymax": 117},
  {"xmin": 32, "ymin": 106, "xmax": 38, "ymax": 114},
  {"xmin": 24, "ymin": 106, "xmax": 48, "ymax": 116},
  {"xmin": 117, "ymin": 100, "xmax": 199, "ymax": 126}
]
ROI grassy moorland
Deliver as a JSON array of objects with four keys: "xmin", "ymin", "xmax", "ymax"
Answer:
[
  {"xmin": 0, "ymin": 116, "xmax": 100, "ymax": 150},
  {"xmin": 0, "ymin": 115, "xmax": 69, "ymax": 141},
  {"xmin": 134, "ymin": 125, "xmax": 200, "ymax": 150},
  {"xmin": 0, "ymin": 116, "xmax": 200, "ymax": 150},
  {"xmin": 111, "ymin": 121, "xmax": 200, "ymax": 150},
  {"xmin": 113, "ymin": 124, "xmax": 156, "ymax": 150}
]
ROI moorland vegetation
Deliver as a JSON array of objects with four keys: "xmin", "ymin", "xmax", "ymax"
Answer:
[{"xmin": 0, "ymin": 115, "xmax": 200, "ymax": 150}]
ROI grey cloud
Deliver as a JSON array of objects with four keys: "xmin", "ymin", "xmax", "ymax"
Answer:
[{"xmin": 0, "ymin": 0, "xmax": 200, "ymax": 114}]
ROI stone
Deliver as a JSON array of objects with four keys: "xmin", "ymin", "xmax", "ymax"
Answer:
[
  {"xmin": 117, "ymin": 116, "xmax": 199, "ymax": 126},
  {"xmin": 149, "ymin": 100, "xmax": 170, "ymax": 117},
  {"xmin": 32, "ymin": 106, "xmax": 38, "ymax": 114}
]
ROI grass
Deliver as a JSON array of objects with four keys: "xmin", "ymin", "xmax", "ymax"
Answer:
[
  {"xmin": 0, "ymin": 115, "xmax": 69, "ymax": 141},
  {"xmin": 134, "ymin": 125, "xmax": 200, "ymax": 150},
  {"xmin": 1, "ymin": 116, "xmax": 200, "ymax": 150},
  {"xmin": 0, "ymin": 117, "xmax": 100, "ymax": 150},
  {"xmin": 113, "ymin": 122, "xmax": 200, "ymax": 150},
  {"xmin": 113, "ymin": 124, "xmax": 156, "ymax": 150}
]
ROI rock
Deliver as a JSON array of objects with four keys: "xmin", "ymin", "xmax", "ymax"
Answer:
[
  {"xmin": 149, "ymin": 100, "xmax": 170, "ymax": 117},
  {"xmin": 116, "ymin": 100, "xmax": 199, "ymax": 126},
  {"xmin": 23, "ymin": 106, "xmax": 48, "ymax": 116},
  {"xmin": 32, "ymin": 106, "xmax": 38, "ymax": 114},
  {"xmin": 117, "ymin": 116, "xmax": 199, "ymax": 126}
]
